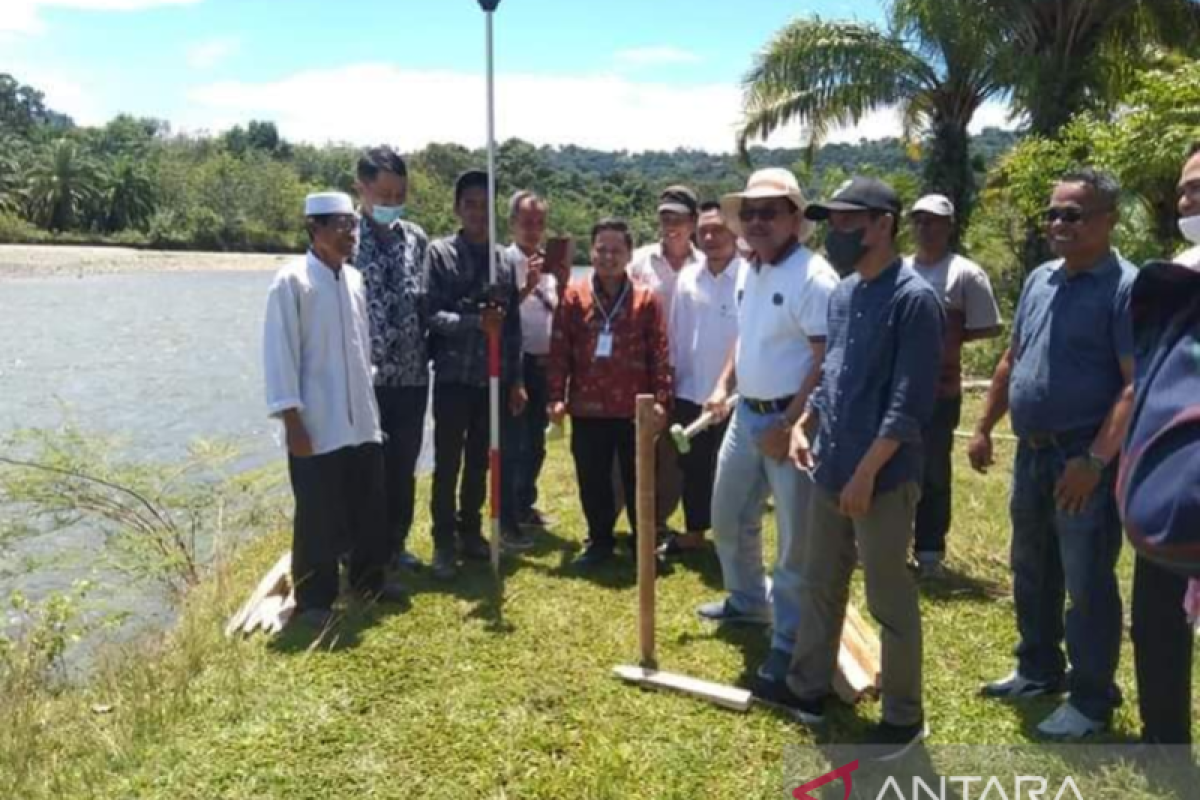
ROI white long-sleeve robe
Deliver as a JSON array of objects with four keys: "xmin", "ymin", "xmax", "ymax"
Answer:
[{"xmin": 263, "ymin": 251, "xmax": 381, "ymax": 455}]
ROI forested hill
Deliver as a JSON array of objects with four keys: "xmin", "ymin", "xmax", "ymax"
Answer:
[
  {"xmin": 0, "ymin": 71, "xmax": 1020, "ymax": 252},
  {"xmin": 540, "ymin": 128, "xmax": 1019, "ymax": 186}
]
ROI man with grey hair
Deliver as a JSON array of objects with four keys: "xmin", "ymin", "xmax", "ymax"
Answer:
[
  {"xmin": 503, "ymin": 190, "xmax": 557, "ymax": 547},
  {"xmin": 970, "ymin": 168, "xmax": 1136, "ymax": 739}
]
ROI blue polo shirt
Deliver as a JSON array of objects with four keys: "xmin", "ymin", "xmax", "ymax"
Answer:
[
  {"xmin": 810, "ymin": 260, "xmax": 944, "ymax": 495},
  {"xmin": 1009, "ymin": 252, "xmax": 1135, "ymax": 438}
]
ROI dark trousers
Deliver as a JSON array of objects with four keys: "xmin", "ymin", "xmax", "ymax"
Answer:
[
  {"xmin": 1009, "ymin": 438, "xmax": 1123, "ymax": 722},
  {"xmin": 1132, "ymin": 555, "xmax": 1194, "ymax": 744},
  {"xmin": 570, "ymin": 416, "xmax": 637, "ymax": 549},
  {"xmin": 674, "ymin": 399, "xmax": 727, "ymax": 533},
  {"xmin": 432, "ymin": 383, "xmax": 490, "ymax": 553},
  {"xmin": 376, "ymin": 385, "xmax": 428, "ymax": 558},
  {"xmin": 511, "ymin": 356, "xmax": 549, "ymax": 516},
  {"xmin": 914, "ymin": 394, "xmax": 961, "ymax": 557},
  {"xmin": 288, "ymin": 443, "xmax": 387, "ymax": 612}
]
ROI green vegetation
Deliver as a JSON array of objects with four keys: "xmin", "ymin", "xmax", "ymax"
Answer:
[
  {"xmin": 1, "ymin": 400, "xmax": 1198, "ymax": 798},
  {"xmin": 0, "ymin": 71, "xmax": 1019, "ymax": 256},
  {"xmin": 739, "ymin": 0, "xmax": 1006, "ymax": 232}
]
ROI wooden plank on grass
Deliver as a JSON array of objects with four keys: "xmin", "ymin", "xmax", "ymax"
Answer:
[
  {"xmin": 613, "ymin": 665, "xmax": 752, "ymax": 712},
  {"xmin": 225, "ymin": 552, "xmax": 291, "ymax": 638}
]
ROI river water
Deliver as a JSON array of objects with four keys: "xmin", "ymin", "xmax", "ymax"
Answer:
[
  {"xmin": 0, "ymin": 269, "xmax": 281, "ymax": 638},
  {"xmin": 0, "ymin": 264, "xmax": 593, "ymax": 645}
]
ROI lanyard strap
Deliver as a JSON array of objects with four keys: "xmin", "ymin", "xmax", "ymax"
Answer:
[{"xmin": 594, "ymin": 278, "xmax": 630, "ymax": 331}]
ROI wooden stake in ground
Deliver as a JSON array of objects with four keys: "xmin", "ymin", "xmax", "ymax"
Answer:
[
  {"xmin": 614, "ymin": 396, "xmax": 881, "ymax": 710},
  {"xmin": 636, "ymin": 394, "xmax": 657, "ymax": 667},
  {"xmin": 615, "ymin": 395, "xmax": 753, "ymax": 711}
]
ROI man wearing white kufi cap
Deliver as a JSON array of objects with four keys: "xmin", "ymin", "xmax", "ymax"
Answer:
[
  {"xmin": 695, "ymin": 168, "xmax": 839, "ymax": 686},
  {"xmin": 263, "ymin": 191, "xmax": 404, "ymax": 628}
]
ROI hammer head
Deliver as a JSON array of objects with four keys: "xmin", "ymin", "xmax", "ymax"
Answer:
[{"xmin": 669, "ymin": 424, "xmax": 691, "ymax": 454}]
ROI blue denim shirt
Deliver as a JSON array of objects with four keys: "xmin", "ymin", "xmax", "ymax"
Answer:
[
  {"xmin": 1009, "ymin": 252, "xmax": 1135, "ymax": 438},
  {"xmin": 811, "ymin": 260, "xmax": 944, "ymax": 495}
]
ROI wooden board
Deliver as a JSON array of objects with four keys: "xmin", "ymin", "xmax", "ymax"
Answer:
[
  {"xmin": 225, "ymin": 552, "xmax": 292, "ymax": 638},
  {"xmin": 613, "ymin": 665, "xmax": 753, "ymax": 712},
  {"xmin": 833, "ymin": 604, "xmax": 882, "ymax": 702}
]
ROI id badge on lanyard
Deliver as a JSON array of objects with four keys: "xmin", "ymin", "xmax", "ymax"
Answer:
[
  {"xmin": 594, "ymin": 279, "xmax": 629, "ymax": 360},
  {"xmin": 595, "ymin": 328, "xmax": 614, "ymax": 359}
]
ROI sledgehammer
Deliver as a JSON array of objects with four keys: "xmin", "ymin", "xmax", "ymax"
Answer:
[{"xmin": 669, "ymin": 395, "xmax": 738, "ymax": 454}]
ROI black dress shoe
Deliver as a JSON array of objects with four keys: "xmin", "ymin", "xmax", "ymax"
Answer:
[
  {"xmin": 431, "ymin": 549, "xmax": 458, "ymax": 580},
  {"xmin": 458, "ymin": 535, "xmax": 491, "ymax": 561},
  {"xmin": 573, "ymin": 543, "xmax": 615, "ymax": 568}
]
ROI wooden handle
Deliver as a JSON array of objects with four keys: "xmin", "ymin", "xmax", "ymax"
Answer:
[
  {"xmin": 680, "ymin": 394, "xmax": 739, "ymax": 441},
  {"xmin": 635, "ymin": 394, "xmax": 657, "ymax": 667}
]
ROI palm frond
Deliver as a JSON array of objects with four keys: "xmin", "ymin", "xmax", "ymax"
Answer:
[{"xmin": 737, "ymin": 18, "xmax": 934, "ymax": 155}]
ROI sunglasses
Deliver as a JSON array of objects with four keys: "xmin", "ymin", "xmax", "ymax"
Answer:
[
  {"xmin": 1042, "ymin": 206, "xmax": 1092, "ymax": 224},
  {"xmin": 738, "ymin": 205, "xmax": 789, "ymax": 223}
]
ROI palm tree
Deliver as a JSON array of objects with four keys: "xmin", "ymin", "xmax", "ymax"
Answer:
[
  {"xmin": 24, "ymin": 139, "xmax": 104, "ymax": 231},
  {"xmin": 983, "ymin": 0, "xmax": 1200, "ymax": 136},
  {"xmin": 103, "ymin": 156, "xmax": 156, "ymax": 232},
  {"xmin": 981, "ymin": 0, "xmax": 1200, "ymax": 269},
  {"xmin": 738, "ymin": 1, "xmax": 1005, "ymax": 228},
  {"xmin": 0, "ymin": 133, "xmax": 22, "ymax": 215}
]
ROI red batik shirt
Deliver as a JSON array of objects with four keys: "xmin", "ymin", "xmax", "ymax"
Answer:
[{"xmin": 548, "ymin": 276, "xmax": 672, "ymax": 418}]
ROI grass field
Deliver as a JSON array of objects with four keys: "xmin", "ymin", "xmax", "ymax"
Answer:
[{"xmin": 2, "ymin": 396, "xmax": 1197, "ymax": 799}]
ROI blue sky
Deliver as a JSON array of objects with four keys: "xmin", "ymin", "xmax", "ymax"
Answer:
[{"xmin": 1, "ymin": 0, "xmax": 1008, "ymax": 152}]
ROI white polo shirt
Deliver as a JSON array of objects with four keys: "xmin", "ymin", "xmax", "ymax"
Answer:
[
  {"xmin": 506, "ymin": 243, "xmax": 558, "ymax": 356},
  {"xmin": 734, "ymin": 245, "xmax": 838, "ymax": 400},
  {"xmin": 670, "ymin": 257, "xmax": 745, "ymax": 404},
  {"xmin": 628, "ymin": 242, "xmax": 704, "ymax": 317},
  {"xmin": 1178, "ymin": 244, "xmax": 1200, "ymax": 268}
]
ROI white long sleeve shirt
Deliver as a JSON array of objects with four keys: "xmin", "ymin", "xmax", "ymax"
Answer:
[
  {"xmin": 263, "ymin": 251, "xmax": 381, "ymax": 455},
  {"xmin": 669, "ymin": 258, "xmax": 744, "ymax": 404}
]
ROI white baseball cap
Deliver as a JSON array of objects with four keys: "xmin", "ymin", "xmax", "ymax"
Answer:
[
  {"xmin": 305, "ymin": 191, "xmax": 355, "ymax": 216},
  {"xmin": 910, "ymin": 194, "xmax": 955, "ymax": 218}
]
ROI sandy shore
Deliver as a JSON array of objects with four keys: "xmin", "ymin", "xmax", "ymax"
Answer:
[{"xmin": 0, "ymin": 245, "xmax": 291, "ymax": 278}]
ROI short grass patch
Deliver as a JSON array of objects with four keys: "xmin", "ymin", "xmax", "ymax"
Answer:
[{"xmin": 3, "ymin": 396, "xmax": 1198, "ymax": 799}]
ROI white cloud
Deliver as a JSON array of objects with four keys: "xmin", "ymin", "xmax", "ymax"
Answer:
[
  {"xmin": 613, "ymin": 46, "xmax": 702, "ymax": 67},
  {"xmin": 186, "ymin": 36, "xmax": 239, "ymax": 70},
  {"xmin": 1, "ymin": 0, "xmax": 200, "ymax": 35},
  {"xmin": 182, "ymin": 64, "xmax": 1018, "ymax": 155}
]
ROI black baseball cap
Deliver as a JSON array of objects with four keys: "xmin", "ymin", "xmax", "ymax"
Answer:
[
  {"xmin": 658, "ymin": 185, "xmax": 699, "ymax": 216},
  {"xmin": 805, "ymin": 176, "xmax": 901, "ymax": 220}
]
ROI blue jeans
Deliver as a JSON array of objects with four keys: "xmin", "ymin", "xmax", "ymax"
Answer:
[
  {"xmin": 711, "ymin": 402, "xmax": 811, "ymax": 654},
  {"xmin": 1009, "ymin": 438, "xmax": 1123, "ymax": 722}
]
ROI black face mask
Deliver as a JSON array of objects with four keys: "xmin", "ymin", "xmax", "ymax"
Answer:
[{"xmin": 824, "ymin": 227, "xmax": 868, "ymax": 276}]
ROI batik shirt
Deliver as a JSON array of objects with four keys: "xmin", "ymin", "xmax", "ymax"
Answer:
[{"xmin": 355, "ymin": 217, "xmax": 430, "ymax": 387}]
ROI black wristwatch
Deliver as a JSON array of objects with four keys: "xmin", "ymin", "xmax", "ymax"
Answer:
[{"xmin": 1083, "ymin": 450, "xmax": 1108, "ymax": 473}]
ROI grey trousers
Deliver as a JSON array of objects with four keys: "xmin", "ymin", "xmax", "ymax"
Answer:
[{"xmin": 787, "ymin": 482, "xmax": 924, "ymax": 726}]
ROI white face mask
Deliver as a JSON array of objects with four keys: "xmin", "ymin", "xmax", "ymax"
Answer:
[{"xmin": 1179, "ymin": 215, "xmax": 1200, "ymax": 245}]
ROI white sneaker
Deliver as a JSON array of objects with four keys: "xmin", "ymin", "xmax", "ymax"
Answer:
[{"xmin": 1036, "ymin": 702, "xmax": 1106, "ymax": 739}]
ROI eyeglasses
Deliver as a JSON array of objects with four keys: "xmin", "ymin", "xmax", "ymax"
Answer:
[
  {"xmin": 1042, "ymin": 206, "xmax": 1091, "ymax": 224},
  {"xmin": 738, "ymin": 206, "xmax": 787, "ymax": 223},
  {"xmin": 317, "ymin": 215, "xmax": 359, "ymax": 232}
]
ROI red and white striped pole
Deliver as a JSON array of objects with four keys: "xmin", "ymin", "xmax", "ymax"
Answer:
[{"xmin": 479, "ymin": 0, "xmax": 503, "ymax": 579}]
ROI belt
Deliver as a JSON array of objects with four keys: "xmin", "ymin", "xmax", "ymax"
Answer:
[
  {"xmin": 525, "ymin": 354, "xmax": 550, "ymax": 367},
  {"xmin": 742, "ymin": 395, "xmax": 794, "ymax": 415},
  {"xmin": 1022, "ymin": 428, "xmax": 1096, "ymax": 451}
]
